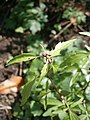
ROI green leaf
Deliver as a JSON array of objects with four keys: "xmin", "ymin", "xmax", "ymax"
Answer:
[
  {"xmin": 21, "ymin": 76, "xmax": 35, "ymax": 106},
  {"xmin": 13, "ymin": 103, "xmax": 22, "ymax": 117},
  {"xmin": 76, "ymin": 12, "xmax": 86, "ymax": 24},
  {"xmin": 78, "ymin": 104, "xmax": 86, "ymax": 112},
  {"xmin": 58, "ymin": 111, "xmax": 68, "ymax": 120},
  {"xmin": 52, "ymin": 109, "xmax": 67, "ymax": 119},
  {"xmin": 69, "ymin": 110, "xmax": 80, "ymax": 120},
  {"xmin": 52, "ymin": 63, "xmax": 58, "ymax": 73},
  {"xmin": 30, "ymin": 102, "xmax": 43, "ymax": 117},
  {"xmin": 60, "ymin": 76, "xmax": 71, "ymax": 92},
  {"xmin": 79, "ymin": 114, "xmax": 90, "ymax": 120},
  {"xmin": 40, "ymin": 98, "xmax": 63, "ymax": 112},
  {"xmin": 28, "ymin": 20, "xmax": 41, "ymax": 34},
  {"xmin": 70, "ymin": 98, "xmax": 83, "ymax": 108},
  {"xmin": 79, "ymin": 115, "xmax": 87, "ymax": 120},
  {"xmin": 50, "ymin": 39, "xmax": 76, "ymax": 57},
  {"xmin": 40, "ymin": 2, "xmax": 46, "ymax": 10},
  {"xmin": 43, "ymin": 106, "xmax": 59, "ymax": 117},
  {"xmin": 79, "ymin": 32, "xmax": 90, "ymax": 37},
  {"xmin": 60, "ymin": 51, "xmax": 89, "ymax": 68},
  {"xmin": 15, "ymin": 27, "xmax": 24, "ymax": 33},
  {"xmin": 85, "ymin": 86, "xmax": 90, "ymax": 101},
  {"xmin": 61, "ymin": 65, "xmax": 77, "ymax": 73},
  {"xmin": 47, "ymin": 98, "xmax": 63, "ymax": 106},
  {"xmin": 70, "ymin": 71, "xmax": 79, "ymax": 87},
  {"xmin": 37, "ymin": 90, "xmax": 51, "ymax": 100},
  {"xmin": 39, "ymin": 62, "xmax": 48, "ymax": 82},
  {"xmin": 7, "ymin": 53, "xmax": 38, "ymax": 66}
]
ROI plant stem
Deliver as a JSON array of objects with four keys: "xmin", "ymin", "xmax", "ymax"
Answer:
[
  {"xmin": 48, "ymin": 77, "xmax": 63, "ymax": 100},
  {"xmin": 51, "ymin": 79, "xmax": 61, "ymax": 95}
]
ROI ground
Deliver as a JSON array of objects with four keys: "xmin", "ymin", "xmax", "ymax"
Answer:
[{"xmin": 0, "ymin": 31, "xmax": 23, "ymax": 120}]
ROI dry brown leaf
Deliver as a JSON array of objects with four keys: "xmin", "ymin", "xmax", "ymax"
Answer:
[
  {"xmin": 70, "ymin": 17, "xmax": 77, "ymax": 26},
  {"xmin": 0, "ymin": 76, "xmax": 24, "ymax": 94}
]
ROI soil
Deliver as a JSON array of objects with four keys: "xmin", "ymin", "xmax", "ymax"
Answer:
[{"xmin": 0, "ymin": 31, "xmax": 24, "ymax": 120}]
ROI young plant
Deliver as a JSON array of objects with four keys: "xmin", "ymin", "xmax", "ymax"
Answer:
[
  {"xmin": 63, "ymin": 7, "xmax": 86, "ymax": 25},
  {"xmin": 7, "ymin": 38, "xmax": 90, "ymax": 120},
  {"xmin": 5, "ymin": 0, "xmax": 48, "ymax": 34},
  {"xmin": 7, "ymin": 39, "xmax": 76, "ymax": 102}
]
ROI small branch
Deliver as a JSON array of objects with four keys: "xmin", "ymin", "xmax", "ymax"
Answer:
[
  {"xmin": 77, "ymin": 25, "xmax": 86, "ymax": 32},
  {"xmin": 49, "ymin": 78, "xmax": 62, "ymax": 100},
  {"xmin": 48, "ymin": 22, "xmax": 72, "ymax": 45},
  {"xmin": 61, "ymin": 21, "xmax": 70, "ymax": 26},
  {"xmin": 53, "ymin": 23, "xmax": 72, "ymax": 39},
  {"xmin": 19, "ymin": 46, "xmax": 23, "ymax": 76},
  {"xmin": 48, "ymin": 73, "xmax": 62, "ymax": 100}
]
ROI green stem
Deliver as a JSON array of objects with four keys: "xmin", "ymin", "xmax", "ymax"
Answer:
[{"xmin": 47, "ymin": 69, "xmax": 63, "ymax": 100}]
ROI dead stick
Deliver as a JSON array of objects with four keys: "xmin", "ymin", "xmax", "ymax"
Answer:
[
  {"xmin": 77, "ymin": 25, "xmax": 86, "ymax": 32},
  {"xmin": 53, "ymin": 23, "xmax": 72, "ymax": 39},
  {"xmin": 48, "ymin": 23, "xmax": 72, "ymax": 45}
]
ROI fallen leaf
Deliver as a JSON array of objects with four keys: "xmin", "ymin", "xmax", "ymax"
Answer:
[
  {"xmin": 0, "ymin": 76, "xmax": 24, "ymax": 94},
  {"xmin": 70, "ymin": 17, "xmax": 77, "ymax": 26}
]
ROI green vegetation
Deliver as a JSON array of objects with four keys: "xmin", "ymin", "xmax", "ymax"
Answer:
[
  {"xmin": 3, "ymin": 0, "xmax": 90, "ymax": 119},
  {"xmin": 7, "ymin": 34, "xmax": 90, "ymax": 120},
  {"xmin": 5, "ymin": 0, "xmax": 48, "ymax": 34}
]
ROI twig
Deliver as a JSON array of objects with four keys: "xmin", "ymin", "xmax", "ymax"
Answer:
[
  {"xmin": 61, "ymin": 21, "xmax": 70, "ymax": 26},
  {"xmin": 48, "ymin": 23, "xmax": 72, "ymax": 45},
  {"xmin": 53, "ymin": 23, "xmax": 72, "ymax": 39},
  {"xmin": 77, "ymin": 25, "xmax": 86, "ymax": 32},
  {"xmin": 47, "ymin": 69, "xmax": 63, "ymax": 100},
  {"xmin": 0, "ymin": 104, "xmax": 11, "ymax": 110},
  {"xmin": 19, "ymin": 46, "xmax": 23, "ymax": 76},
  {"xmin": 49, "ymin": 78, "xmax": 62, "ymax": 100}
]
